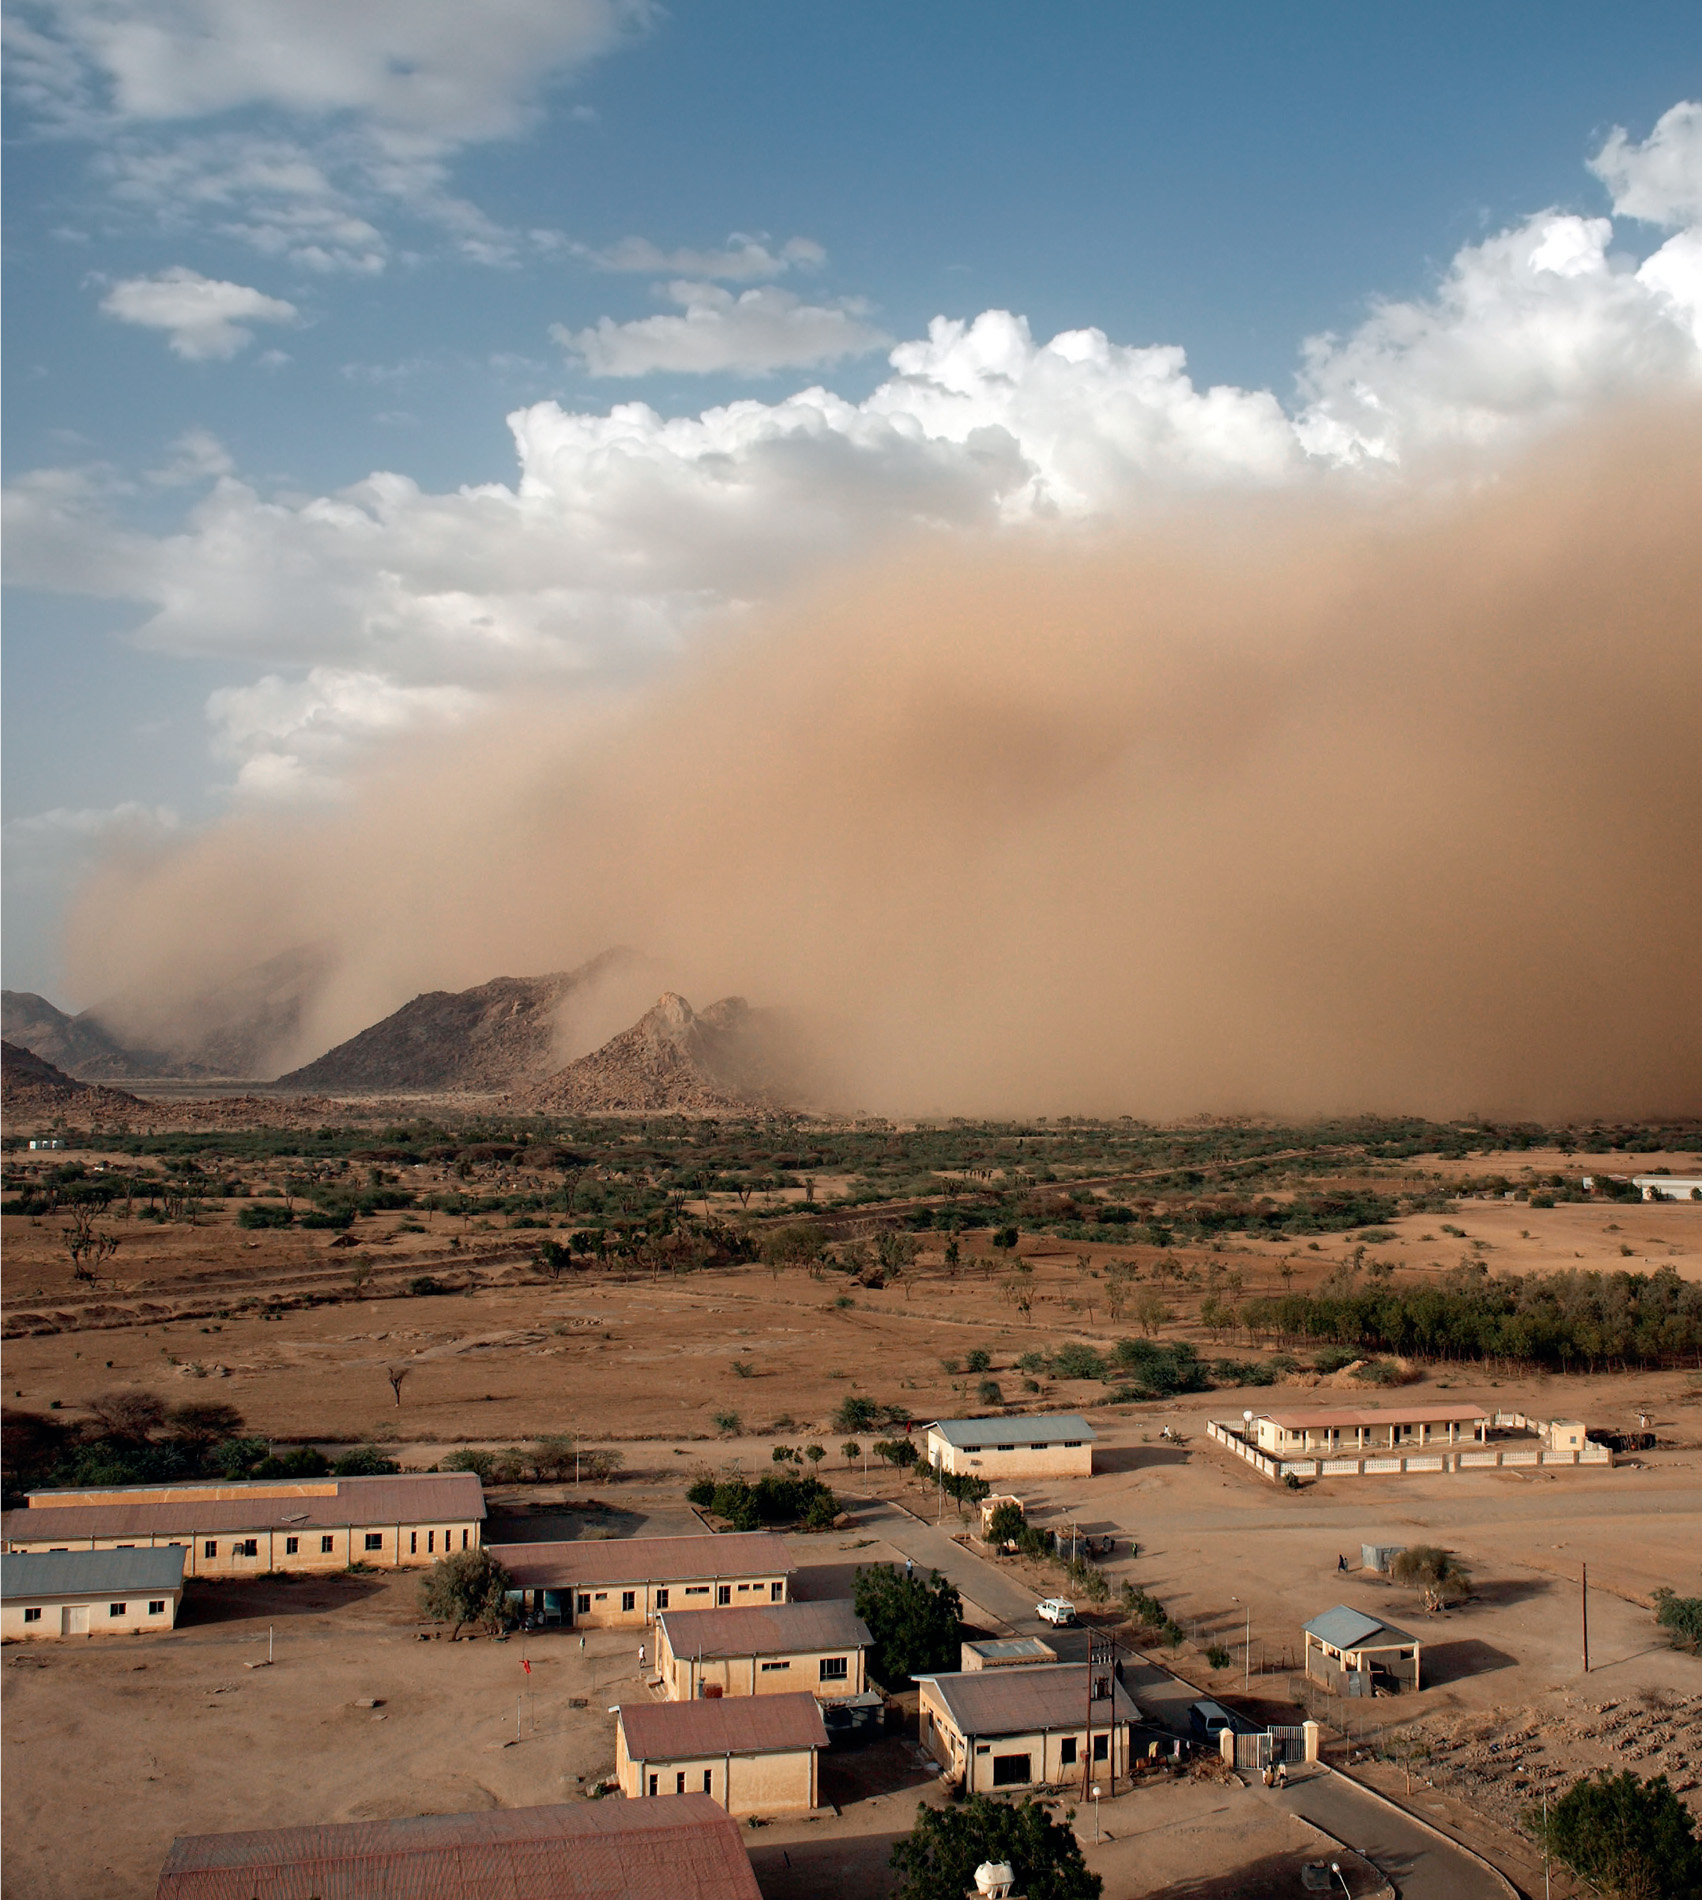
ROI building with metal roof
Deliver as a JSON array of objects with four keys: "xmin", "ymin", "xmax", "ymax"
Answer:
[
  {"xmin": 2, "ymin": 1473, "xmax": 485, "ymax": 1579},
  {"xmin": 616, "ymin": 1691, "xmax": 829, "ymax": 1816},
  {"xmin": 959, "ymin": 1635, "xmax": 1058, "ymax": 1671},
  {"xmin": 1302, "ymin": 1604, "xmax": 1422, "ymax": 1696},
  {"xmin": 1248, "ymin": 1403, "xmax": 1490, "ymax": 1457},
  {"xmin": 3, "ymin": 1545, "xmax": 187, "ymax": 1640},
  {"xmin": 655, "ymin": 1598, "xmax": 871, "ymax": 1702},
  {"xmin": 917, "ymin": 1662, "xmax": 1139, "ymax": 1794},
  {"xmin": 925, "ymin": 1415, "xmax": 1096, "ymax": 1480},
  {"xmin": 154, "ymin": 1793, "xmax": 760, "ymax": 1900},
  {"xmin": 496, "ymin": 1532, "xmax": 794, "ymax": 1631}
]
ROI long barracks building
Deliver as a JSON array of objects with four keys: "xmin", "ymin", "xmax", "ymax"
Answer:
[{"xmin": 0, "ymin": 1473, "xmax": 484, "ymax": 1578}]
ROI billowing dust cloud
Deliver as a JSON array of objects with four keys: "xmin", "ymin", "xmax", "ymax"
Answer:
[{"xmin": 70, "ymin": 403, "xmax": 1702, "ymax": 1119}]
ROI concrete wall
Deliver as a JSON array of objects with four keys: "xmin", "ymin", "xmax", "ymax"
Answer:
[
  {"xmin": 5, "ymin": 1521, "xmax": 480, "ymax": 1578},
  {"xmin": 2, "ymin": 1590, "xmax": 180, "ymax": 1639},
  {"xmin": 569, "ymin": 1573, "xmax": 788, "ymax": 1631},
  {"xmin": 918, "ymin": 1687, "xmax": 1128, "ymax": 1792},
  {"xmin": 1209, "ymin": 1419, "xmax": 1613, "ymax": 1483},
  {"xmin": 927, "ymin": 1434, "xmax": 1093, "ymax": 1481},
  {"xmin": 658, "ymin": 1633, "xmax": 865, "ymax": 1702},
  {"xmin": 615, "ymin": 1733, "xmax": 818, "ymax": 1816}
]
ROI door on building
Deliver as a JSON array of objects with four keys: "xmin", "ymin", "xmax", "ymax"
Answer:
[
  {"xmin": 65, "ymin": 1605, "xmax": 89, "ymax": 1634},
  {"xmin": 991, "ymin": 1754, "xmax": 1031, "ymax": 1787}
]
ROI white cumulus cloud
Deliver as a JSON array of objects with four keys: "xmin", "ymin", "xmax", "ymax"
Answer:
[
  {"xmin": 1590, "ymin": 100, "xmax": 1702, "ymax": 229},
  {"xmin": 100, "ymin": 265, "xmax": 297, "ymax": 358},
  {"xmin": 558, "ymin": 281, "xmax": 892, "ymax": 377}
]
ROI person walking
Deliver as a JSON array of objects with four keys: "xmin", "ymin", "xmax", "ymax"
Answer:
[
  {"xmin": 638, "ymin": 1641, "xmax": 646, "ymax": 1668},
  {"xmin": 579, "ymin": 1635, "xmax": 586, "ymax": 1651},
  {"xmin": 905, "ymin": 1556, "xmax": 914, "ymax": 1581},
  {"xmin": 1337, "ymin": 1553, "xmax": 1347, "ymax": 1572}
]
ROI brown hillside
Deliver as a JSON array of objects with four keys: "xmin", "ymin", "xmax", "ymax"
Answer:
[
  {"xmin": 522, "ymin": 992, "xmax": 807, "ymax": 1113},
  {"xmin": 276, "ymin": 948, "xmax": 637, "ymax": 1092},
  {"xmin": 1, "ymin": 1040, "xmax": 146, "ymax": 1122}
]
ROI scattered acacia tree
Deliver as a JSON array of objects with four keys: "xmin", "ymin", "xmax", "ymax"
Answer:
[
  {"xmin": 854, "ymin": 1565, "xmax": 963, "ymax": 1684},
  {"xmin": 890, "ymin": 1794, "xmax": 1101, "ymax": 1900},
  {"xmin": 1653, "ymin": 1590, "xmax": 1702, "ymax": 1654},
  {"xmin": 1390, "ymin": 1545, "xmax": 1472, "ymax": 1610},
  {"xmin": 840, "ymin": 1439, "xmax": 862, "ymax": 1468},
  {"xmin": 66, "ymin": 1208, "xmax": 121, "ymax": 1283},
  {"xmin": 385, "ymin": 1364, "xmax": 411, "ymax": 1407},
  {"xmin": 417, "ymin": 1547, "xmax": 514, "ymax": 1637},
  {"xmin": 803, "ymin": 1443, "xmax": 825, "ymax": 1472},
  {"xmin": 87, "ymin": 1388, "xmax": 168, "ymax": 1439},
  {"xmin": 873, "ymin": 1437, "xmax": 918, "ymax": 1470},
  {"xmin": 712, "ymin": 1410, "xmax": 743, "ymax": 1437},
  {"xmin": 985, "ymin": 1499, "xmax": 1026, "ymax": 1548},
  {"xmin": 1529, "ymin": 1770, "xmax": 1701, "ymax": 1900}
]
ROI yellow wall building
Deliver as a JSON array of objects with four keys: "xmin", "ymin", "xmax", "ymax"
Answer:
[
  {"xmin": 615, "ymin": 1693, "xmax": 827, "ymax": 1817},
  {"xmin": 498, "ymin": 1532, "xmax": 793, "ymax": 1630},
  {"xmin": 2, "ymin": 1545, "xmax": 186, "ymax": 1639},
  {"xmin": 1, "ymin": 1473, "xmax": 484, "ymax": 1578},
  {"xmin": 655, "ymin": 1598, "xmax": 871, "ymax": 1702},
  {"xmin": 926, "ymin": 1416, "xmax": 1096, "ymax": 1481},
  {"xmin": 918, "ymin": 1663, "xmax": 1138, "ymax": 1794}
]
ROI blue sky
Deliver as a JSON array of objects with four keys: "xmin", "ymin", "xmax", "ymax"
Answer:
[{"xmin": 4, "ymin": 1, "xmax": 1701, "ymax": 1001}]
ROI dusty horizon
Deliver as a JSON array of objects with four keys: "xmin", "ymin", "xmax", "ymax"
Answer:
[{"xmin": 64, "ymin": 400, "xmax": 1702, "ymax": 1121}]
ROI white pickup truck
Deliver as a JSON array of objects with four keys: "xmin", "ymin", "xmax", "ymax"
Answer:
[{"xmin": 1035, "ymin": 1597, "xmax": 1078, "ymax": 1626}]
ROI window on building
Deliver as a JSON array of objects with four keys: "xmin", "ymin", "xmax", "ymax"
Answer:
[
  {"xmin": 648, "ymin": 1774, "xmax": 658, "ymax": 1797},
  {"xmin": 737, "ymin": 1582, "xmax": 751, "ymax": 1592},
  {"xmin": 410, "ymin": 1532, "xmax": 418, "ymax": 1554},
  {"xmin": 427, "ymin": 1531, "xmax": 434, "ymax": 1553},
  {"xmin": 1065, "ymin": 1441, "xmax": 1082, "ymax": 1448},
  {"xmin": 109, "ymin": 1603, "xmax": 127, "ymax": 1618},
  {"xmin": 717, "ymin": 1585, "xmax": 731, "ymax": 1606},
  {"xmin": 761, "ymin": 1660, "xmax": 791, "ymax": 1673},
  {"xmin": 702, "ymin": 1770, "xmax": 713, "ymax": 1794},
  {"xmin": 1059, "ymin": 1737, "xmax": 1078, "ymax": 1766},
  {"xmin": 991, "ymin": 1754, "xmax": 1031, "ymax": 1786},
  {"xmin": 771, "ymin": 1581, "xmax": 784, "ymax": 1601},
  {"xmin": 654, "ymin": 1588, "xmax": 669, "ymax": 1609},
  {"xmin": 462, "ymin": 1529, "xmax": 469, "ymax": 1549},
  {"xmin": 819, "ymin": 1656, "xmax": 848, "ymax": 1681},
  {"xmin": 239, "ymin": 1540, "xmax": 259, "ymax": 1558},
  {"xmin": 364, "ymin": 1533, "xmax": 383, "ymax": 1552},
  {"xmin": 996, "ymin": 1444, "xmax": 1015, "ymax": 1452},
  {"xmin": 577, "ymin": 1594, "xmax": 592, "ymax": 1614},
  {"xmin": 321, "ymin": 1536, "xmax": 335, "ymax": 1554},
  {"xmin": 285, "ymin": 1536, "xmax": 299, "ymax": 1555},
  {"xmin": 675, "ymin": 1772, "xmax": 686, "ymax": 1794},
  {"xmin": 204, "ymin": 1541, "xmax": 217, "ymax": 1558},
  {"xmin": 148, "ymin": 1600, "xmax": 166, "ymax": 1615},
  {"xmin": 1093, "ymin": 1733, "xmax": 1109, "ymax": 1761},
  {"xmin": 1030, "ymin": 1444, "xmax": 1046, "ymax": 1451},
  {"xmin": 23, "ymin": 1607, "xmax": 41, "ymax": 1624},
  {"xmin": 686, "ymin": 1585, "xmax": 710, "ymax": 1596},
  {"xmin": 621, "ymin": 1591, "xmax": 636, "ymax": 1613}
]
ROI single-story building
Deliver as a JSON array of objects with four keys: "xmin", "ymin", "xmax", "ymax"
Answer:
[
  {"xmin": 497, "ymin": 1532, "xmax": 793, "ymax": 1629},
  {"xmin": 1, "ymin": 1473, "xmax": 484, "ymax": 1578},
  {"xmin": 960, "ymin": 1636, "xmax": 1058, "ymax": 1672},
  {"xmin": 656, "ymin": 1598, "xmax": 871, "ymax": 1702},
  {"xmin": 155, "ymin": 1794, "xmax": 760, "ymax": 1900},
  {"xmin": 1303, "ymin": 1605, "xmax": 1422, "ymax": 1696},
  {"xmin": 616, "ymin": 1691, "xmax": 828, "ymax": 1816},
  {"xmin": 1632, "ymin": 1175, "xmax": 1702, "ymax": 1202},
  {"xmin": 1247, "ymin": 1403, "xmax": 1490, "ymax": 1457},
  {"xmin": 917, "ymin": 1662, "xmax": 1139, "ymax": 1793},
  {"xmin": 926, "ymin": 1415, "xmax": 1096, "ymax": 1481},
  {"xmin": 2, "ymin": 1545, "xmax": 186, "ymax": 1639}
]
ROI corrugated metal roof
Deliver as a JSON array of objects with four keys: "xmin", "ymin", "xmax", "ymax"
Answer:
[
  {"xmin": 1302, "ymin": 1605, "xmax": 1417, "ymax": 1651},
  {"xmin": 918, "ymin": 1663, "xmax": 1139, "ymax": 1736},
  {"xmin": 657, "ymin": 1598, "xmax": 869, "ymax": 1660},
  {"xmin": 499, "ymin": 1532, "xmax": 794, "ymax": 1589},
  {"xmin": 3, "ymin": 1545, "xmax": 187, "ymax": 1599},
  {"xmin": 928, "ymin": 1415, "xmax": 1096, "ymax": 1449},
  {"xmin": 618, "ymin": 1691, "xmax": 828, "ymax": 1760},
  {"xmin": 155, "ymin": 1794, "xmax": 760, "ymax": 1900},
  {"xmin": 3, "ymin": 1473, "xmax": 484, "ymax": 1546},
  {"xmin": 1259, "ymin": 1403, "xmax": 1490, "ymax": 1429}
]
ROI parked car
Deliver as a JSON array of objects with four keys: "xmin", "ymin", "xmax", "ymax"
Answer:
[
  {"xmin": 1188, "ymin": 1699, "xmax": 1240, "ymax": 1741},
  {"xmin": 1036, "ymin": 1597, "xmax": 1078, "ymax": 1626}
]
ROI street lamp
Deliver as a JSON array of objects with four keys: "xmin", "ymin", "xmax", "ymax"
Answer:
[
  {"xmin": 1090, "ymin": 1784, "xmax": 1102, "ymax": 1843},
  {"xmin": 1330, "ymin": 1862, "xmax": 1351, "ymax": 1898}
]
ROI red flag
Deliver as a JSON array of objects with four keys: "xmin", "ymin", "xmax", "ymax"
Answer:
[{"xmin": 521, "ymin": 1657, "xmax": 531, "ymax": 1676}]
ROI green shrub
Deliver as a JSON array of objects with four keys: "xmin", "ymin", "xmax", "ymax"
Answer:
[
  {"xmin": 332, "ymin": 1445, "xmax": 399, "ymax": 1476},
  {"xmin": 965, "ymin": 1349, "xmax": 992, "ymax": 1373},
  {"xmin": 976, "ymin": 1378, "xmax": 1003, "ymax": 1405},
  {"xmin": 442, "ymin": 1447, "xmax": 496, "ymax": 1481},
  {"xmin": 236, "ymin": 1203, "xmax": 293, "ymax": 1229},
  {"xmin": 1206, "ymin": 1643, "xmax": 1232, "ymax": 1670},
  {"xmin": 1653, "ymin": 1589, "xmax": 1702, "ymax": 1652}
]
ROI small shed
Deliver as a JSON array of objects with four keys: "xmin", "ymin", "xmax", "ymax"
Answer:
[
  {"xmin": 1360, "ymin": 1544, "xmax": 1405, "ymax": 1574},
  {"xmin": 960, "ymin": 1637, "xmax": 1058, "ymax": 1672},
  {"xmin": 615, "ymin": 1691, "xmax": 828, "ymax": 1816},
  {"xmin": 1303, "ymin": 1605, "xmax": 1421, "ymax": 1696}
]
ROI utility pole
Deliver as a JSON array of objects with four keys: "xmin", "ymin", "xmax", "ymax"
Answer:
[{"xmin": 1581, "ymin": 1563, "xmax": 1589, "ymax": 1674}]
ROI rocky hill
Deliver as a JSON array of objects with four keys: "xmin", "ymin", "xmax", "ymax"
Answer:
[
  {"xmin": 522, "ymin": 992, "xmax": 808, "ymax": 1114},
  {"xmin": 3, "ymin": 943, "xmax": 333, "ymax": 1081},
  {"xmin": 275, "ymin": 949, "xmax": 638, "ymax": 1093},
  {"xmin": 1, "ymin": 1040, "xmax": 146, "ymax": 1121}
]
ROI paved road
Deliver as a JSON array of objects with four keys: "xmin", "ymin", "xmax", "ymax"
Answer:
[{"xmin": 1270, "ymin": 1768, "xmax": 1511, "ymax": 1900}]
